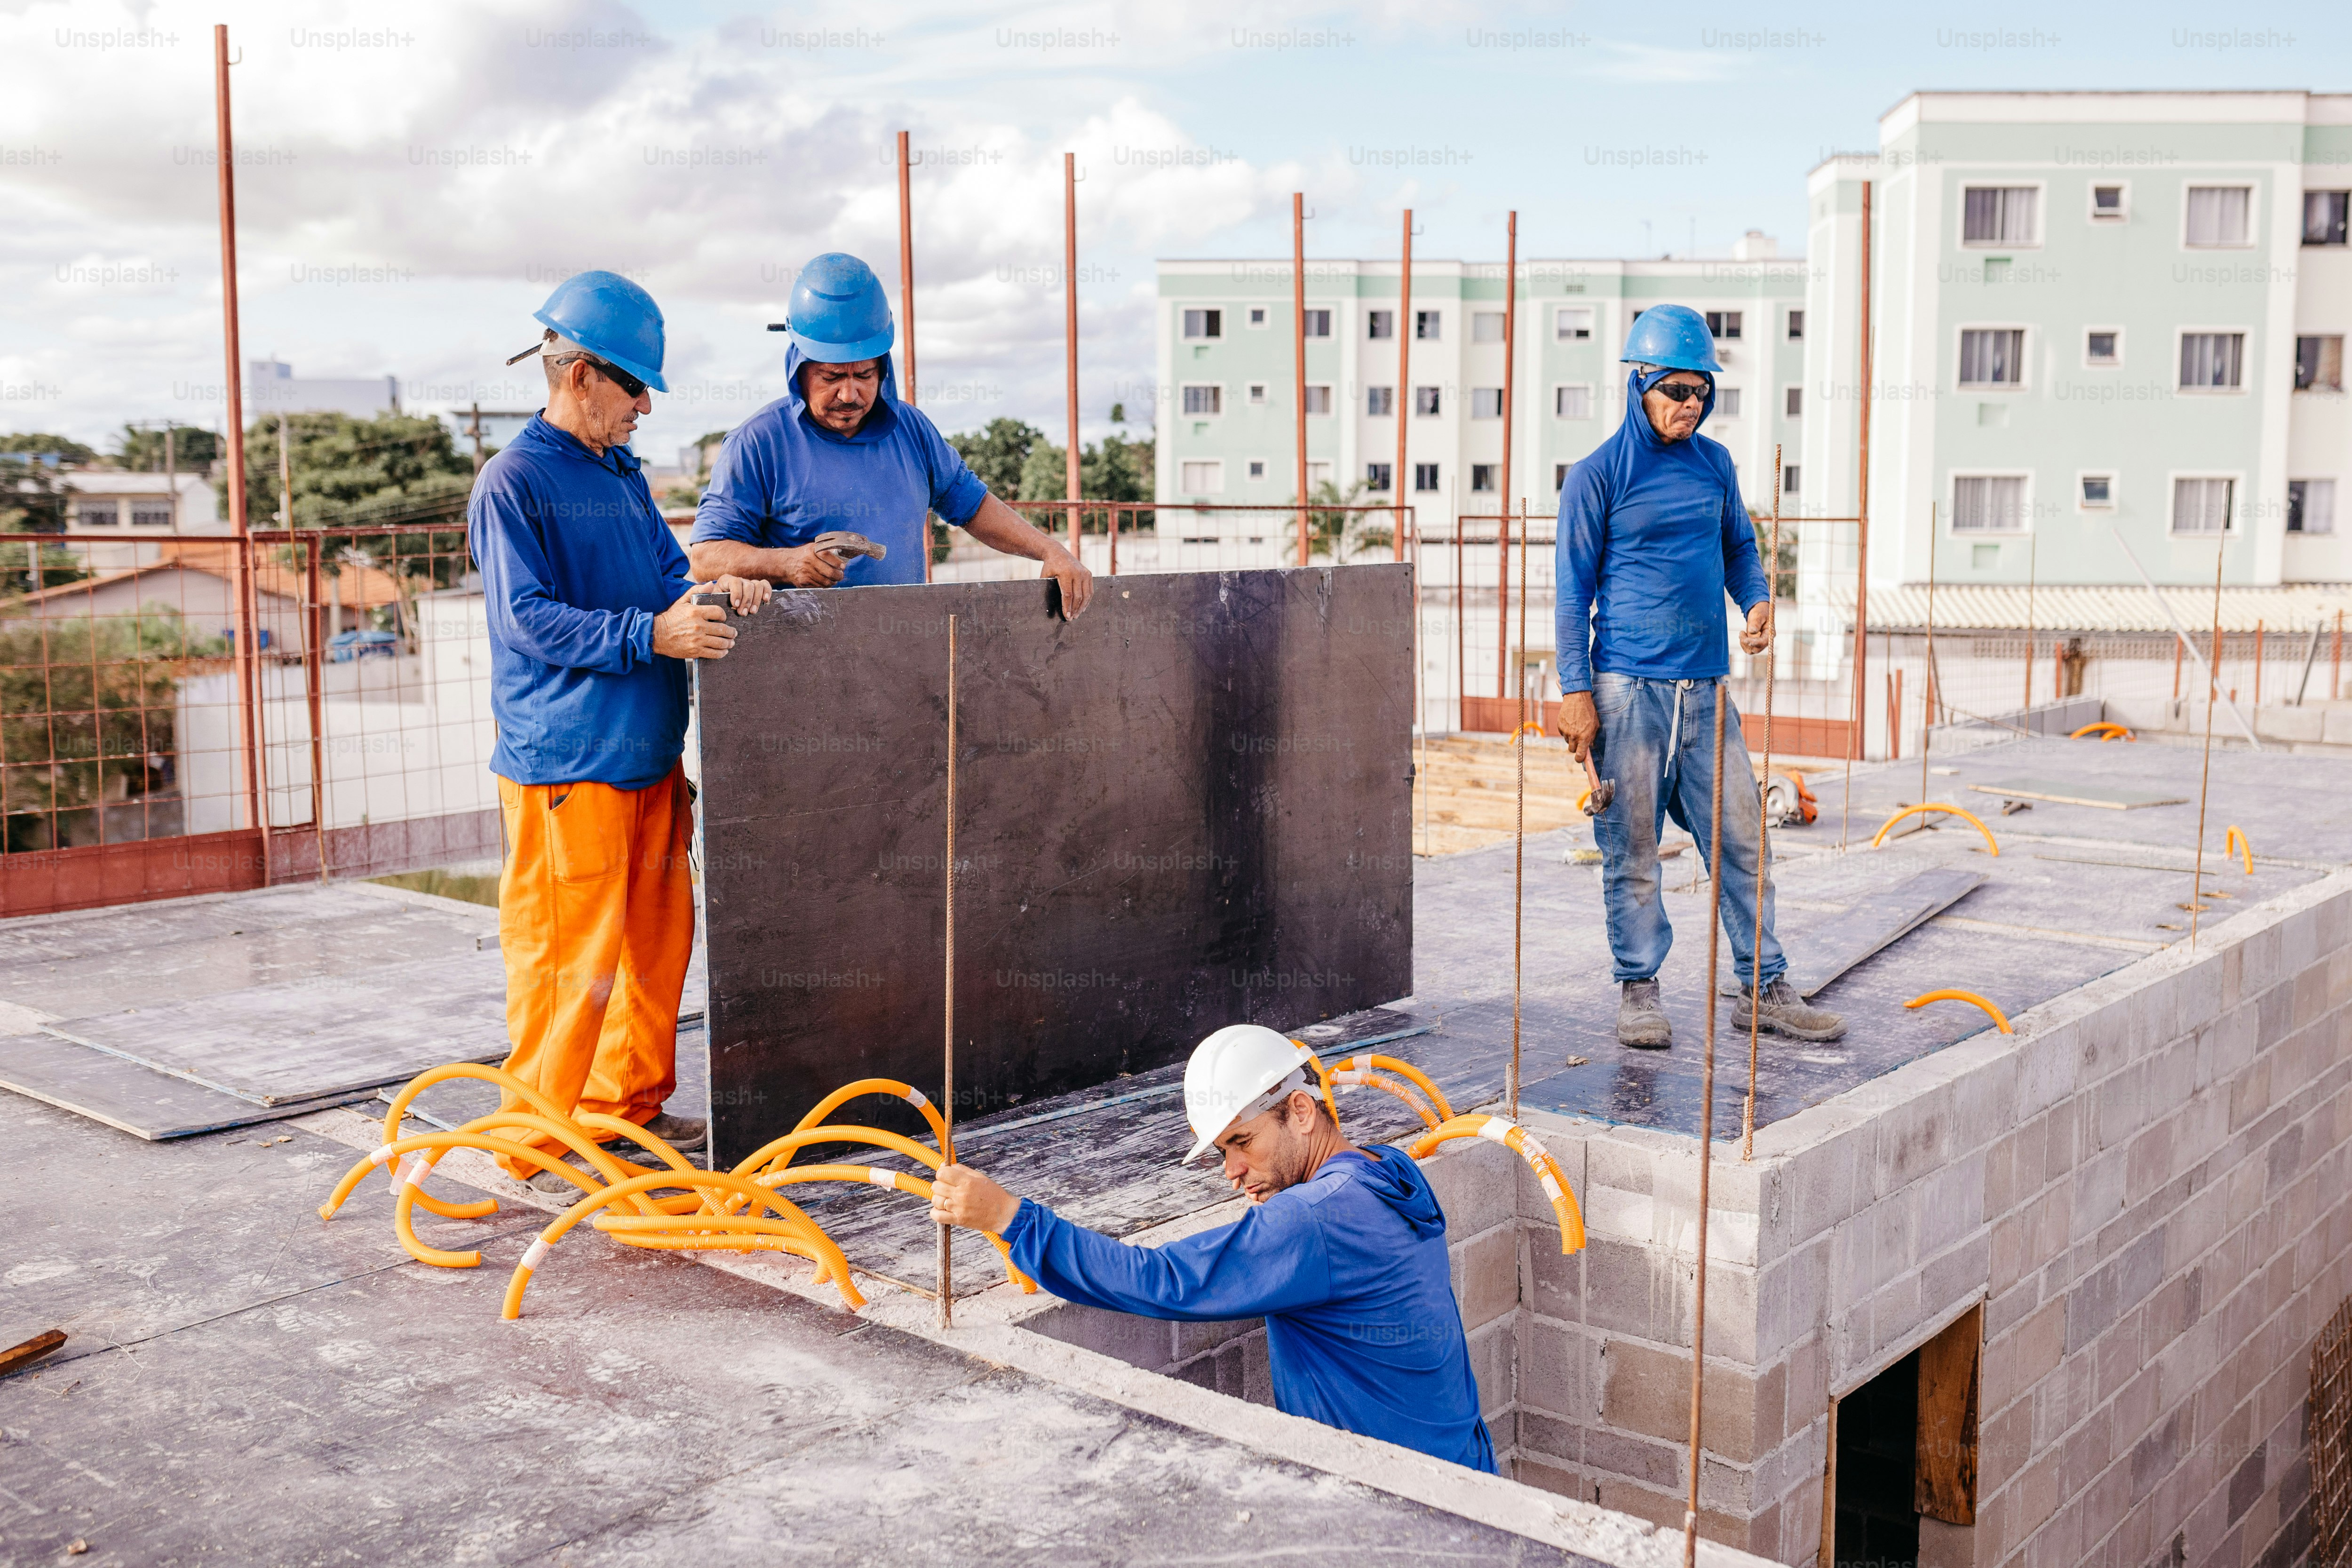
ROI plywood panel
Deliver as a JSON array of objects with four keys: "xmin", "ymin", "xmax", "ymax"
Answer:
[
  {"xmin": 1915, "ymin": 1304, "xmax": 1982, "ymax": 1525},
  {"xmin": 692, "ymin": 568, "xmax": 1415, "ymax": 1170}
]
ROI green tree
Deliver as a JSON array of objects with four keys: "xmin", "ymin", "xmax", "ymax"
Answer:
[
  {"xmin": 116, "ymin": 424, "xmax": 222, "ymax": 472},
  {"xmin": 0, "ymin": 454, "xmax": 87, "ymax": 591},
  {"xmin": 223, "ymin": 411, "xmax": 474, "ymax": 531},
  {"xmin": 0, "ymin": 605, "xmax": 224, "ymax": 852},
  {"xmin": 1298, "ymin": 476, "xmax": 1386, "ymax": 560},
  {"xmin": 0, "ymin": 432, "xmax": 98, "ymax": 466},
  {"xmin": 946, "ymin": 418, "xmax": 1045, "ymax": 498}
]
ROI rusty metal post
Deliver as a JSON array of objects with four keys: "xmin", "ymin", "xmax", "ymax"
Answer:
[
  {"xmin": 1063, "ymin": 153, "xmax": 1081, "ymax": 560},
  {"xmin": 2254, "ymin": 618, "xmax": 2265, "ymax": 706},
  {"xmin": 1293, "ymin": 192, "xmax": 1309, "ymax": 565},
  {"xmin": 1496, "ymin": 212, "xmax": 1518, "ymax": 699},
  {"xmin": 214, "ymin": 24, "xmax": 266, "ymax": 870},
  {"xmin": 898, "ymin": 132, "xmax": 928, "ymax": 584},
  {"xmin": 304, "ymin": 537, "xmax": 327, "ymax": 880},
  {"xmin": 2022, "ymin": 534, "xmax": 2037, "ymax": 715},
  {"xmin": 1395, "ymin": 209, "xmax": 1413, "ymax": 562}
]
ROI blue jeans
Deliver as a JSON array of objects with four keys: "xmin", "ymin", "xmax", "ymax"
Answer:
[{"xmin": 1589, "ymin": 673, "xmax": 1785, "ymax": 988}]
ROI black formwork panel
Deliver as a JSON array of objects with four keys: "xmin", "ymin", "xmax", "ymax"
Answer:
[{"xmin": 694, "ymin": 566, "xmax": 1414, "ymax": 1168}]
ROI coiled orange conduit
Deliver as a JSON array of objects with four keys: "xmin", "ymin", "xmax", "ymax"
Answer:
[{"xmin": 1407, "ymin": 1113, "xmax": 1586, "ymax": 1254}]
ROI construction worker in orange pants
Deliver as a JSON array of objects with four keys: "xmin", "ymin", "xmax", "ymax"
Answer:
[{"xmin": 471, "ymin": 271, "xmax": 771, "ymax": 1188}]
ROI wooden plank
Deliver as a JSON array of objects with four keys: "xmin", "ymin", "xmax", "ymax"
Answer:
[
  {"xmin": 0, "ymin": 1329, "xmax": 66, "ymax": 1378},
  {"xmin": 1786, "ymin": 868, "xmax": 1987, "ymax": 999},
  {"xmin": 1915, "ymin": 1304, "xmax": 1982, "ymax": 1525},
  {"xmin": 1821, "ymin": 1396, "xmax": 1839, "ymax": 1568},
  {"xmin": 1969, "ymin": 778, "xmax": 2188, "ymax": 811},
  {"xmin": 0, "ymin": 1032, "xmax": 380, "ymax": 1139},
  {"xmin": 693, "ymin": 569, "xmax": 1415, "ymax": 1171}
]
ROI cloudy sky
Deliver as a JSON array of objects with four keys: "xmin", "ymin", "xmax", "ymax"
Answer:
[{"xmin": 0, "ymin": 0, "xmax": 2334, "ymax": 466}]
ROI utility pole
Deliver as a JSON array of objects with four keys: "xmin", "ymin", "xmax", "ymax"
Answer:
[{"xmin": 215, "ymin": 23, "xmax": 266, "ymax": 857}]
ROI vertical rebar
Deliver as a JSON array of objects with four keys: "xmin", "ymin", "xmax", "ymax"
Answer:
[
  {"xmin": 939, "ymin": 612, "xmax": 958, "ymax": 1326},
  {"xmin": 1745, "ymin": 450, "xmax": 1783, "ymax": 1161},
  {"xmin": 305, "ymin": 537, "xmax": 326, "ymax": 881},
  {"xmin": 1293, "ymin": 193, "xmax": 1309, "ymax": 566},
  {"xmin": 1922, "ymin": 500, "xmax": 1938, "ymax": 804},
  {"xmin": 1510, "ymin": 498, "xmax": 1528, "ymax": 1122},
  {"xmin": 214, "ymin": 24, "xmax": 264, "ymax": 862},
  {"xmin": 1684, "ymin": 682, "xmax": 1729, "ymax": 1568},
  {"xmin": 2022, "ymin": 534, "xmax": 2037, "ymax": 716},
  {"xmin": 898, "ymin": 131, "xmax": 923, "ymax": 584},
  {"xmin": 1063, "ymin": 153, "xmax": 1081, "ymax": 558},
  {"xmin": 1496, "ymin": 212, "xmax": 1518, "ymax": 700},
  {"xmin": 2190, "ymin": 545, "xmax": 2224, "ymax": 950},
  {"xmin": 2253, "ymin": 618, "xmax": 2265, "ymax": 707},
  {"xmin": 1395, "ymin": 210, "xmax": 1414, "ymax": 564}
]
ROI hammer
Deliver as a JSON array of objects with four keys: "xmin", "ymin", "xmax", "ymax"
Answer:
[{"xmin": 1578, "ymin": 750, "xmax": 1615, "ymax": 816}]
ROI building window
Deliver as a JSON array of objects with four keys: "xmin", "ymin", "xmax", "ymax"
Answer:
[
  {"xmin": 2288, "ymin": 479, "xmax": 2336, "ymax": 534},
  {"xmin": 1367, "ymin": 385, "xmax": 1394, "ymax": 417},
  {"xmin": 1556, "ymin": 307, "xmax": 1593, "ymax": 341},
  {"xmin": 1470, "ymin": 387, "xmax": 1503, "ymax": 419},
  {"xmin": 1181, "ymin": 384, "xmax": 1223, "ymax": 416},
  {"xmin": 1247, "ymin": 307, "xmax": 1268, "ymax": 329},
  {"xmin": 1716, "ymin": 387, "xmax": 1742, "ymax": 418},
  {"xmin": 2185, "ymin": 186, "xmax": 2252, "ymax": 248},
  {"xmin": 1703, "ymin": 310, "xmax": 1743, "ymax": 340},
  {"xmin": 130, "ymin": 505, "xmax": 174, "ymax": 527},
  {"xmin": 1959, "ymin": 329, "xmax": 2025, "ymax": 387},
  {"xmin": 1470, "ymin": 464, "xmax": 1497, "ymax": 493},
  {"xmin": 1784, "ymin": 386, "xmax": 1804, "ymax": 419},
  {"xmin": 1962, "ymin": 185, "xmax": 2038, "ymax": 245},
  {"xmin": 1303, "ymin": 385, "xmax": 1332, "ymax": 415},
  {"xmin": 1247, "ymin": 383, "xmax": 1266, "ymax": 405},
  {"xmin": 1787, "ymin": 309, "xmax": 1804, "ymax": 341},
  {"xmin": 1782, "ymin": 465, "xmax": 1801, "ymax": 496},
  {"xmin": 1555, "ymin": 384, "xmax": 1593, "ymax": 419},
  {"xmin": 2090, "ymin": 183, "xmax": 2127, "ymax": 221},
  {"xmin": 1182, "ymin": 309, "xmax": 1221, "ymax": 340},
  {"xmin": 1247, "ymin": 459, "xmax": 1266, "ymax": 480},
  {"xmin": 1414, "ymin": 310, "xmax": 1441, "ymax": 342},
  {"xmin": 2295, "ymin": 336, "xmax": 2344, "ymax": 393},
  {"xmin": 1303, "ymin": 309, "xmax": 1332, "ymax": 338},
  {"xmin": 2179, "ymin": 332, "xmax": 2245, "ymax": 391},
  {"xmin": 1413, "ymin": 462, "xmax": 1440, "ymax": 493},
  {"xmin": 1365, "ymin": 462, "xmax": 1392, "ymax": 493},
  {"xmin": 2172, "ymin": 477, "xmax": 2234, "ymax": 533},
  {"xmin": 1179, "ymin": 460, "xmax": 1223, "ymax": 494},
  {"xmin": 2306, "ymin": 192, "xmax": 2351, "ymax": 246},
  {"xmin": 2080, "ymin": 474, "xmax": 2114, "ymax": 509},
  {"xmin": 1367, "ymin": 309, "xmax": 1393, "ymax": 340},
  {"xmin": 1952, "ymin": 475, "xmax": 2028, "ymax": 533},
  {"xmin": 74, "ymin": 503, "xmax": 117, "ymax": 527},
  {"xmin": 2086, "ymin": 330, "xmax": 2120, "ymax": 366},
  {"xmin": 1414, "ymin": 385, "xmax": 1442, "ymax": 417},
  {"xmin": 1553, "ymin": 463, "xmax": 1570, "ymax": 491},
  {"xmin": 1473, "ymin": 311, "xmax": 1505, "ymax": 344}
]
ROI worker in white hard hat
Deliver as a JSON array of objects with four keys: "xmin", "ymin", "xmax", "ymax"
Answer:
[{"xmin": 931, "ymin": 1024, "xmax": 1496, "ymax": 1472}]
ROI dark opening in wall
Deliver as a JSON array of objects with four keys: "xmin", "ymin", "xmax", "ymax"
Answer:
[{"xmin": 1834, "ymin": 1349, "xmax": 1921, "ymax": 1568}]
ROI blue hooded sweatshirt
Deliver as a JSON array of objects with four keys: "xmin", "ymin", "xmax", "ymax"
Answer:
[
  {"xmin": 1002, "ymin": 1146, "xmax": 1497, "ymax": 1472},
  {"xmin": 689, "ymin": 344, "xmax": 989, "ymax": 587},
  {"xmin": 469, "ymin": 414, "xmax": 694, "ymax": 790},
  {"xmin": 1554, "ymin": 367, "xmax": 1770, "ymax": 693}
]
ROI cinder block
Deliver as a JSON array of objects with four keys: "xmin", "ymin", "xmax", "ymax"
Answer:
[
  {"xmin": 1521, "ymin": 1318, "xmax": 1589, "ymax": 1417},
  {"xmin": 1451, "ymin": 1222, "xmax": 1520, "ymax": 1329},
  {"xmin": 1019, "ymin": 1301, "xmax": 1173, "ymax": 1369},
  {"xmin": 1586, "ymin": 1422, "xmax": 1684, "ymax": 1489},
  {"xmin": 1241, "ymin": 1327, "xmax": 1273, "ymax": 1407},
  {"xmin": 1599, "ymin": 1336, "xmax": 1691, "ymax": 1443},
  {"xmin": 1515, "ymin": 1452, "xmax": 1582, "ymax": 1499},
  {"xmin": 1528, "ymin": 1222, "xmax": 1582, "ymax": 1319},
  {"xmin": 1172, "ymin": 1315, "xmax": 1259, "ymax": 1361},
  {"xmin": 1419, "ymin": 1136, "xmax": 1518, "ymax": 1237}
]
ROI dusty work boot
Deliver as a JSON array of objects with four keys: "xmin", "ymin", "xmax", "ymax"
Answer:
[
  {"xmin": 1617, "ymin": 979, "xmax": 1673, "ymax": 1050},
  {"xmin": 524, "ymin": 1158, "xmax": 592, "ymax": 1196},
  {"xmin": 624, "ymin": 1112, "xmax": 707, "ymax": 1154},
  {"xmin": 1735, "ymin": 978, "xmax": 1847, "ymax": 1043}
]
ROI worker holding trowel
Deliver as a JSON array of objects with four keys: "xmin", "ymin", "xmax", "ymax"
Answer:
[
  {"xmin": 686, "ymin": 253, "xmax": 1094, "ymax": 616},
  {"xmin": 1552, "ymin": 303, "xmax": 1844, "ymax": 1050},
  {"xmin": 474, "ymin": 271, "xmax": 772, "ymax": 1190},
  {"xmin": 930, "ymin": 1025, "xmax": 1496, "ymax": 1472}
]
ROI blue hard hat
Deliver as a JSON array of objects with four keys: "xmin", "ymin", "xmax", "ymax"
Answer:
[
  {"xmin": 1619, "ymin": 303, "xmax": 1722, "ymax": 375},
  {"xmin": 784, "ymin": 253, "xmax": 895, "ymax": 364},
  {"xmin": 532, "ymin": 271, "xmax": 668, "ymax": 393}
]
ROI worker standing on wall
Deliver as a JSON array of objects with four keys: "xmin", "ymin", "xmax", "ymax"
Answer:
[
  {"xmin": 1552, "ymin": 303, "xmax": 1845, "ymax": 1050},
  {"xmin": 930, "ymin": 1025, "xmax": 1496, "ymax": 1472},
  {"xmin": 473, "ymin": 271, "xmax": 772, "ymax": 1189},
  {"xmin": 686, "ymin": 253, "xmax": 1093, "ymax": 616}
]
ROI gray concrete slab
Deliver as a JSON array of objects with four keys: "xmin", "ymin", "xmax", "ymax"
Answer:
[{"xmin": 0, "ymin": 1090, "xmax": 1601, "ymax": 1568}]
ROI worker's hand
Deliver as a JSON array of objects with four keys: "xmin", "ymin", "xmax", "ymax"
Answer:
[
  {"xmin": 930, "ymin": 1163, "xmax": 1021, "ymax": 1234},
  {"xmin": 773, "ymin": 543, "xmax": 847, "ymax": 589},
  {"xmin": 1555, "ymin": 691, "xmax": 1599, "ymax": 763},
  {"xmin": 1041, "ymin": 544, "xmax": 1093, "ymax": 619},
  {"xmin": 702, "ymin": 574, "xmax": 771, "ymax": 616},
  {"xmin": 651, "ymin": 588, "xmax": 739, "ymax": 661},
  {"xmin": 1740, "ymin": 600, "xmax": 1773, "ymax": 655}
]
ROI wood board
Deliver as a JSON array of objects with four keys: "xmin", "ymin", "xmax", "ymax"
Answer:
[
  {"xmin": 692, "ymin": 568, "xmax": 1416, "ymax": 1171},
  {"xmin": 1969, "ymin": 778, "xmax": 2188, "ymax": 811},
  {"xmin": 1788, "ymin": 867, "xmax": 1988, "ymax": 999}
]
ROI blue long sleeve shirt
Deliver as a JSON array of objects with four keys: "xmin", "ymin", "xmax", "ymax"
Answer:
[
  {"xmin": 1002, "ymin": 1146, "xmax": 1497, "ymax": 1472},
  {"xmin": 1554, "ymin": 368, "xmax": 1770, "ymax": 693},
  {"xmin": 469, "ymin": 414, "xmax": 694, "ymax": 789},
  {"xmin": 689, "ymin": 344, "xmax": 988, "ymax": 587}
]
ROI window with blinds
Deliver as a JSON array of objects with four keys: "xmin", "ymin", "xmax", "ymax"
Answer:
[
  {"xmin": 1963, "ymin": 186, "xmax": 2038, "ymax": 245},
  {"xmin": 1952, "ymin": 475, "xmax": 2028, "ymax": 533},
  {"xmin": 2178, "ymin": 333, "xmax": 2245, "ymax": 390},
  {"xmin": 2185, "ymin": 187, "xmax": 2251, "ymax": 248},
  {"xmin": 2171, "ymin": 477, "xmax": 2234, "ymax": 533},
  {"xmin": 1959, "ymin": 329, "xmax": 2025, "ymax": 386}
]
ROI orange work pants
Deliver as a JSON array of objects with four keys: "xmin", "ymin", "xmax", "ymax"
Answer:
[{"xmin": 493, "ymin": 763, "xmax": 695, "ymax": 1177}]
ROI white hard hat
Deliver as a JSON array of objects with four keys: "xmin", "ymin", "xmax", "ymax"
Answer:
[{"xmin": 1182, "ymin": 1024, "xmax": 1319, "ymax": 1163}]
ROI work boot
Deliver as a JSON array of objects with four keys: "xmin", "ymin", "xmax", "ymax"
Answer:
[
  {"xmin": 524, "ymin": 1158, "xmax": 591, "ymax": 1196},
  {"xmin": 620, "ymin": 1112, "xmax": 707, "ymax": 1154},
  {"xmin": 1617, "ymin": 979, "xmax": 1672, "ymax": 1050},
  {"xmin": 1735, "ymin": 978, "xmax": 1847, "ymax": 1043}
]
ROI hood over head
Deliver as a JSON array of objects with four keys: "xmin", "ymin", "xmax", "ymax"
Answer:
[
  {"xmin": 782, "ymin": 341, "xmax": 904, "ymax": 446},
  {"xmin": 1623, "ymin": 363, "xmax": 1715, "ymax": 449},
  {"xmin": 1339, "ymin": 1145, "xmax": 1447, "ymax": 1242}
]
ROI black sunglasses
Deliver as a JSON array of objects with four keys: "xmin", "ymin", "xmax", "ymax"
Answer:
[
  {"xmin": 562, "ymin": 353, "xmax": 648, "ymax": 401},
  {"xmin": 1652, "ymin": 378, "xmax": 1710, "ymax": 404}
]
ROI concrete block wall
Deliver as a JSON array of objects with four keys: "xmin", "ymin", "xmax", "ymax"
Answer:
[
  {"xmin": 1507, "ymin": 868, "xmax": 2352, "ymax": 1567},
  {"xmin": 1010, "ymin": 1137, "xmax": 1528, "ymax": 1454}
]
